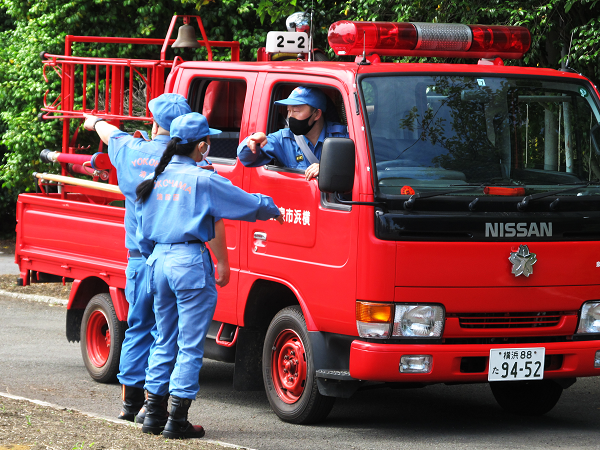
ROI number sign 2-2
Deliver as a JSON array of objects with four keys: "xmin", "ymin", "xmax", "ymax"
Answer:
[{"xmin": 266, "ymin": 32, "xmax": 310, "ymax": 54}]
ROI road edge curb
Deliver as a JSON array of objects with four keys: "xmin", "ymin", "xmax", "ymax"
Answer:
[{"xmin": 0, "ymin": 289, "xmax": 68, "ymax": 306}]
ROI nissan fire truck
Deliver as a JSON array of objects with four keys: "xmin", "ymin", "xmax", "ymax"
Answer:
[{"xmin": 15, "ymin": 14, "xmax": 600, "ymax": 423}]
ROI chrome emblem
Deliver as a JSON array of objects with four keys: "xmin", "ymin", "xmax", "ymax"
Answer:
[{"xmin": 509, "ymin": 245, "xmax": 537, "ymax": 277}]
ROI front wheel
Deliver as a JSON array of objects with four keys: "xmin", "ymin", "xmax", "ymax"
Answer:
[
  {"xmin": 262, "ymin": 306, "xmax": 335, "ymax": 424},
  {"xmin": 80, "ymin": 293, "xmax": 125, "ymax": 383},
  {"xmin": 490, "ymin": 379, "xmax": 563, "ymax": 416}
]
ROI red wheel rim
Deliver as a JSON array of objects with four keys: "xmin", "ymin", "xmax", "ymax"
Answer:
[
  {"xmin": 271, "ymin": 329, "xmax": 307, "ymax": 404},
  {"xmin": 86, "ymin": 309, "xmax": 111, "ymax": 368}
]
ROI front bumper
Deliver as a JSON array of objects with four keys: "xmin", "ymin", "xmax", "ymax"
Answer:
[{"xmin": 349, "ymin": 340, "xmax": 600, "ymax": 383}]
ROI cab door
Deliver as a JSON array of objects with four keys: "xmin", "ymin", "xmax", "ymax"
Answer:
[
  {"xmin": 242, "ymin": 75, "xmax": 358, "ymax": 334},
  {"xmin": 175, "ymin": 69, "xmax": 258, "ymax": 325}
]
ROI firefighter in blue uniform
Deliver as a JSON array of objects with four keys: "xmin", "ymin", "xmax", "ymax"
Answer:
[
  {"xmin": 237, "ymin": 86, "xmax": 348, "ymax": 180},
  {"xmin": 135, "ymin": 112, "xmax": 283, "ymax": 439},
  {"xmin": 84, "ymin": 94, "xmax": 227, "ymax": 423}
]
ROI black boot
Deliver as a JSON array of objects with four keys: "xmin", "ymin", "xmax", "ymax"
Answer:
[
  {"xmin": 136, "ymin": 391, "xmax": 170, "ymax": 424},
  {"xmin": 135, "ymin": 391, "xmax": 148, "ymax": 424},
  {"xmin": 162, "ymin": 396, "xmax": 205, "ymax": 439},
  {"xmin": 117, "ymin": 385, "xmax": 145, "ymax": 422},
  {"xmin": 141, "ymin": 392, "xmax": 169, "ymax": 435},
  {"xmin": 135, "ymin": 401, "xmax": 147, "ymax": 424}
]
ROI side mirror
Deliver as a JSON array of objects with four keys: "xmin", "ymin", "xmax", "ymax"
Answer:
[{"xmin": 318, "ymin": 137, "xmax": 355, "ymax": 194}]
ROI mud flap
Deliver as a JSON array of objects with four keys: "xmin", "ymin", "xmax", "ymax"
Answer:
[{"xmin": 233, "ymin": 327, "xmax": 265, "ymax": 391}]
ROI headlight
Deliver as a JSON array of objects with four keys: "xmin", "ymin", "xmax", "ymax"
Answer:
[
  {"xmin": 393, "ymin": 304, "xmax": 445, "ymax": 337},
  {"xmin": 577, "ymin": 301, "xmax": 600, "ymax": 334}
]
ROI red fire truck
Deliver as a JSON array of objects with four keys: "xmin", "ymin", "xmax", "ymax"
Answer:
[{"xmin": 15, "ymin": 14, "xmax": 600, "ymax": 423}]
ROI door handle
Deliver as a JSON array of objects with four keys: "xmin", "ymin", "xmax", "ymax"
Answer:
[{"xmin": 253, "ymin": 232, "xmax": 267, "ymax": 252}]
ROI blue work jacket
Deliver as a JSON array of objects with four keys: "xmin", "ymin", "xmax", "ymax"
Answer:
[
  {"xmin": 135, "ymin": 155, "xmax": 280, "ymax": 257},
  {"xmin": 237, "ymin": 121, "xmax": 348, "ymax": 170},
  {"xmin": 108, "ymin": 130, "xmax": 170, "ymax": 252}
]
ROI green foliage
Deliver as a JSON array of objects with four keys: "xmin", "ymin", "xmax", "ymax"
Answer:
[{"xmin": 255, "ymin": 0, "xmax": 298, "ymax": 25}]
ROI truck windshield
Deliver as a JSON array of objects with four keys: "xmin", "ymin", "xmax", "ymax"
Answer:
[{"xmin": 361, "ymin": 75, "xmax": 600, "ymax": 198}]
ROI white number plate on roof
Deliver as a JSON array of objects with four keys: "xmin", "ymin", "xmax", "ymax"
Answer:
[
  {"xmin": 488, "ymin": 347, "xmax": 545, "ymax": 381},
  {"xmin": 266, "ymin": 31, "xmax": 309, "ymax": 54}
]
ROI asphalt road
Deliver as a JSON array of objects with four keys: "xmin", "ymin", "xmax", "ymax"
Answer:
[
  {"xmin": 2, "ymin": 295, "xmax": 600, "ymax": 449},
  {"xmin": 0, "ymin": 253, "xmax": 19, "ymax": 275}
]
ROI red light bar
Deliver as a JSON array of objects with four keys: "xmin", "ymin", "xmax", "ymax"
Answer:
[
  {"xmin": 328, "ymin": 21, "xmax": 531, "ymax": 59},
  {"xmin": 469, "ymin": 25, "xmax": 531, "ymax": 56}
]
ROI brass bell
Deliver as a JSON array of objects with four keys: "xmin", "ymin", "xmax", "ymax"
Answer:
[{"xmin": 172, "ymin": 24, "xmax": 201, "ymax": 48}]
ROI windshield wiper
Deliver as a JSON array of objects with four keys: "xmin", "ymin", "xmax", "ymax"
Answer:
[
  {"xmin": 403, "ymin": 185, "xmax": 483, "ymax": 210},
  {"xmin": 403, "ymin": 181, "xmax": 525, "ymax": 210},
  {"xmin": 517, "ymin": 182, "xmax": 600, "ymax": 211}
]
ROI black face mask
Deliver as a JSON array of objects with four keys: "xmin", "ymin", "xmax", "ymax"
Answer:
[{"xmin": 288, "ymin": 112, "xmax": 316, "ymax": 136}]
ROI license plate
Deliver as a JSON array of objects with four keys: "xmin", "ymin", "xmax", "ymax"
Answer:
[{"xmin": 488, "ymin": 347, "xmax": 545, "ymax": 381}]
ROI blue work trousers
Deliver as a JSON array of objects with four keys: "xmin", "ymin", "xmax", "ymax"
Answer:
[
  {"xmin": 117, "ymin": 255, "xmax": 157, "ymax": 388},
  {"xmin": 144, "ymin": 242, "xmax": 217, "ymax": 399}
]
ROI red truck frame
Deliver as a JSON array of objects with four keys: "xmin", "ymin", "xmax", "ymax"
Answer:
[{"xmin": 16, "ymin": 15, "xmax": 600, "ymax": 423}]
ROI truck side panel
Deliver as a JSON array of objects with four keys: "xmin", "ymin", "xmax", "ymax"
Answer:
[{"xmin": 16, "ymin": 193, "xmax": 127, "ymax": 294}]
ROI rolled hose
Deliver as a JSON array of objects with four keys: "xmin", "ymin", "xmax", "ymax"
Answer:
[
  {"xmin": 33, "ymin": 172, "xmax": 121, "ymax": 194},
  {"xmin": 39, "ymin": 149, "xmax": 112, "ymax": 170}
]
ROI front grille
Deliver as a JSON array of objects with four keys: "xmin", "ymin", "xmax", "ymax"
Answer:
[
  {"xmin": 445, "ymin": 336, "xmax": 568, "ymax": 345},
  {"xmin": 458, "ymin": 312, "xmax": 563, "ymax": 329}
]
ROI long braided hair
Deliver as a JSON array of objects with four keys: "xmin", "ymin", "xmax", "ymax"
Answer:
[{"xmin": 135, "ymin": 136, "xmax": 205, "ymax": 203}]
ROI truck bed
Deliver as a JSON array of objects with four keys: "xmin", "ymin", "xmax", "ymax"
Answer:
[{"xmin": 15, "ymin": 193, "xmax": 127, "ymax": 290}]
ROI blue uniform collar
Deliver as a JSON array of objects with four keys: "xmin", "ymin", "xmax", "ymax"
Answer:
[
  {"xmin": 171, "ymin": 154, "xmax": 197, "ymax": 165},
  {"xmin": 316, "ymin": 124, "xmax": 326, "ymax": 145},
  {"xmin": 304, "ymin": 122, "xmax": 326, "ymax": 151}
]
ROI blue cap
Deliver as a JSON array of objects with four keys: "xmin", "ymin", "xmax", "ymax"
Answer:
[
  {"xmin": 170, "ymin": 113, "xmax": 221, "ymax": 144},
  {"xmin": 148, "ymin": 93, "xmax": 192, "ymax": 131},
  {"xmin": 274, "ymin": 86, "xmax": 327, "ymax": 112}
]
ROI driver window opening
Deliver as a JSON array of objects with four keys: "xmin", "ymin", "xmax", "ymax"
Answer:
[
  {"xmin": 188, "ymin": 78, "xmax": 247, "ymax": 160},
  {"xmin": 267, "ymin": 83, "xmax": 347, "ymax": 167}
]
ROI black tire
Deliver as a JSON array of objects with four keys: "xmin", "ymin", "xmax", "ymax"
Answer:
[
  {"xmin": 262, "ymin": 306, "xmax": 335, "ymax": 424},
  {"xmin": 490, "ymin": 379, "xmax": 563, "ymax": 416},
  {"xmin": 80, "ymin": 293, "xmax": 126, "ymax": 383}
]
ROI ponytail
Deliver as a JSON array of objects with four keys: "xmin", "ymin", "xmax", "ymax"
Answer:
[
  {"xmin": 136, "ymin": 137, "xmax": 180, "ymax": 203},
  {"xmin": 135, "ymin": 136, "xmax": 207, "ymax": 203}
]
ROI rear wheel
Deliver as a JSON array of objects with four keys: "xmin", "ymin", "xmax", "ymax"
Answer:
[
  {"xmin": 490, "ymin": 379, "xmax": 563, "ymax": 416},
  {"xmin": 80, "ymin": 293, "xmax": 125, "ymax": 383},
  {"xmin": 263, "ymin": 306, "xmax": 335, "ymax": 424}
]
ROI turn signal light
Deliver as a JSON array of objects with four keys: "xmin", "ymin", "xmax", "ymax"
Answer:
[
  {"xmin": 356, "ymin": 301, "xmax": 393, "ymax": 339},
  {"xmin": 328, "ymin": 21, "xmax": 531, "ymax": 59},
  {"xmin": 356, "ymin": 301, "xmax": 393, "ymax": 323}
]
